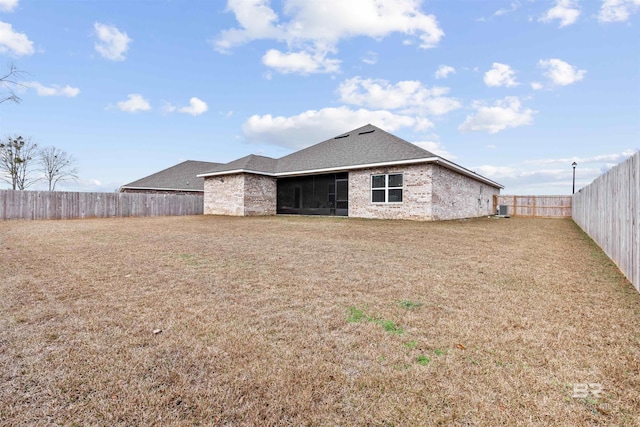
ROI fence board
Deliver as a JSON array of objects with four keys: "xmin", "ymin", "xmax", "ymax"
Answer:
[
  {"xmin": 494, "ymin": 195, "xmax": 572, "ymax": 218},
  {"xmin": 572, "ymin": 152, "xmax": 639, "ymax": 293},
  {"xmin": 0, "ymin": 190, "xmax": 203, "ymax": 220}
]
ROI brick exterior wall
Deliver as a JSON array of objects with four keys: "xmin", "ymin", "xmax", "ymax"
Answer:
[
  {"xmin": 204, "ymin": 173, "xmax": 276, "ymax": 216},
  {"xmin": 204, "ymin": 164, "xmax": 499, "ymax": 220},
  {"xmin": 349, "ymin": 164, "xmax": 434, "ymax": 220},
  {"xmin": 204, "ymin": 174, "xmax": 245, "ymax": 216},
  {"xmin": 349, "ymin": 163, "xmax": 500, "ymax": 221},
  {"xmin": 431, "ymin": 165, "xmax": 500, "ymax": 220},
  {"xmin": 243, "ymin": 174, "xmax": 277, "ymax": 216}
]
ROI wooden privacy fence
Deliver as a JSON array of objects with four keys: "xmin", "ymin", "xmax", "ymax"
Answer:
[
  {"xmin": 0, "ymin": 190, "xmax": 203, "ymax": 220},
  {"xmin": 494, "ymin": 195, "xmax": 572, "ymax": 218},
  {"xmin": 572, "ymin": 152, "xmax": 639, "ymax": 292}
]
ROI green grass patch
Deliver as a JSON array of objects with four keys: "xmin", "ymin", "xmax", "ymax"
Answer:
[
  {"xmin": 399, "ymin": 300, "xmax": 423, "ymax": 310},
  {"xmin": 347, "ymin": 307, "xmax": 403, "ymax": 335},
  {"xmin": 347, "ymin": 306, "xmax": 367, "ymax": 323},
  {"xmin": 404, "ymin": 340, "xmax": 418, "ymax": 350},
  {"xmin": 416, "ymin": 355, "xmax": 430, "ymax": 366},
  {"xmin": 377, "ymin": 319, "xmax": 404, "ymax": 335}
]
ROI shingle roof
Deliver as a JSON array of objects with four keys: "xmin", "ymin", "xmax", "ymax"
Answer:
[
  {"xmin": 214, "ymin": 154, "xmax": 278, "ymax": 174},
  {"xmin": 200, "ymin": 124, "xmax": 436, "ymax": 176},
  {"xmin": 121, "ymin": 160, "xmax": 221, "ymax": 192},
  {"xmin": 197, "ymin": 124, "xmax": 503, "ymax": 188},
  {"xmin": 277, "ymin": 124, "xmax": 436, "ymax": 173}
]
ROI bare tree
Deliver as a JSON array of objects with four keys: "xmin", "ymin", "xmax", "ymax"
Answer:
[
  {"xmin": 38, "ymin": 146, "xmax": 78, "ymax": 191},
  {"xmin": 0, "ymin": 63, "xmax": 24, "ymax": 104},
  {"xmin": 0, "ymin": 136, "xmax": 39, "ymax": 190}
]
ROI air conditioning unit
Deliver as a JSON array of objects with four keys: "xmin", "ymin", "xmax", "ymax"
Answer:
[{"xmin": 498, "ymin": 205, "xmax": 508, "ymax": 216}]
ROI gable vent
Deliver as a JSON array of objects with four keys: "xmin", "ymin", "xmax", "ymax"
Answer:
[{"xmin": 358, "ymin": 130, "xmax": 375, "ymax": 135}]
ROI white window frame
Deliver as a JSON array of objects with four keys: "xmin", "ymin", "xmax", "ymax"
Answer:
[{"xmin": 371, "ymin": 173, "xmax": 403, "ymax": 204}]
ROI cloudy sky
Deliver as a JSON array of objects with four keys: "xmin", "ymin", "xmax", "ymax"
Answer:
[{"xmin": 0, "ymin": 0, "xmax": 638, "ymax": 194}]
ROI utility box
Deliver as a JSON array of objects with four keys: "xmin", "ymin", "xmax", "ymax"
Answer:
[{"xmin": 498, "ymin": 205, "xmax": 508, "ymax": 216}]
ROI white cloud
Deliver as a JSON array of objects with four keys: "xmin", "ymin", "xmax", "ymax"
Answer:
[
  {"xmin": 23, "ymin": 81, "xmax": 80, "ymax": 97},
  {"xmin": 599, "ymin": 0, "xmax": 640, "ymax": 23},
  {"xmin": 361, "ymin": 51, "xmax": 378, "ymax": 65},
  {"xmin": 243, "ymin": 106, "xmax": 432, "ymax": 149},
  {"xmin": 215, "ymin": 0, "xmax": 284, "ymax": 53},
  {"xmin": 538, "ymin": 58, "xmax": 585, "ymax": 86},
  {"xmin": 458, "ymin": 96, "xmax": 535, "ymax": 134},
  {"xmin": 523, "ymin": 150, "xmax": 636, "ymax": 165},
  {"xmin": 472, "ymin": 165, "xmax": 520, "ymax": 179},
  {"xmin": 117, "ymin": 94, "xmax": 151, "ymax": 113},
  {"xmin": 338, "ymin": 76, "xmax": 461, "ymax": 116},
  {"xmin": 162, "ymin": 102, "xmax": 177, "ymax": 113},
  {"xmin": 494, "ymin": 1, "xmax": 520, "ymax": 16},
  {"xmin": 472, "ymin": 165, "xmax": 578, "ymax": 194},
  {"xmin": 531, "ymin": 81, "xmax": 544, "ymax": 90},
  {"xmin": 178, "ymin": 97, "xmax": 208, "ymax": 116},
  {"xmin": 413, "ymin": 140, "xmax": 455, "ymax": 159},
  {"xmin": 539, "ymin": 0, "xmax": 581, "ymax": 27},
  {"xmin": 0, "ymin": 0, "xmax": 18, "ymax": 12},
  {"xmin": 93, "ymin": 22, "xmax": 132, "ymax": 61},
  {"xmin": 215, "ymin": 0, "xmax": 444, "ymax": 74},
  {"xmin": 262, "ymin": 48, "xmax": 340, "ymax": 74},
  {"xmin": 0, "ymin": 21, "xmax": 34, "ymax": 56},
  {"xmin": 434, "ymin": 65, "xmax": 455, "ymax": 79},
  {"xmin": 484, "ymin": 62, "xmax": 519, "ymax": 87},
  {"xmin": 475, "ymin": 149, "xmax": 638, "ymax": 194}
]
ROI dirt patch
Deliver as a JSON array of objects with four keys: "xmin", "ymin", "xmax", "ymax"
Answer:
[{"xmin": 1, "ymin": 215, "xmax": 638, "ymax": 425}]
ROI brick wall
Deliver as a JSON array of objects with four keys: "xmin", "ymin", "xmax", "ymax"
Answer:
[
  {"xmin": 431, "ymin": 165, "xmax": 500, "ymax": 220},
  {"xmin": 204, "ymin": 174, "xmax": 245, "ymax": 215},
  {"xmin": 349, "ymin": 164, "xmax": 434, "ymax": 220},
  {"xmin": 243, "ymin": 174, "xmax": 277, "ymax": 216},
  {"xmin": 204, "ymin": 165, "xmax": 499, "ymax": 220},
  {"xmin": 350, "ymin": 163, "xmax": 500, "ymax": 221},
  {"xmin": 204, "ymin": 173, "xmax": 276, "ymax": 216}
]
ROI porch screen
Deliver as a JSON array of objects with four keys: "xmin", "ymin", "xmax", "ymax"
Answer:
[{"xmin": 277, "ymin": 173, "xmax": 347, "ymax": 216}]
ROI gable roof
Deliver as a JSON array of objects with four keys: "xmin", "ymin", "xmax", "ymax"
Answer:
[
  {"xmin": 213, "ymin": 154, "xmax": 279, "ymax": 175},
  {"xmin": 198, "ymin": 124, "xmax": 503, "ymax": 189},
  {"xmin": 120, "ymin": 160, "xmax": 221, "ymax": 192},
  {"xmin": 276, "ymin": 124, "xmax": 435, "ymax": 173}
]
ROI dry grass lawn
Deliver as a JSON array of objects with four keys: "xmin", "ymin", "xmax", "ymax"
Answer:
[{"xmin": 1, "ymin": 215, "xmax": 639, "ymax": 426}]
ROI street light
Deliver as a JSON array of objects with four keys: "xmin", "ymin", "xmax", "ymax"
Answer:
[{"xmin": 572, "ymin": 162, "xmax": 577, "ymax": 194}]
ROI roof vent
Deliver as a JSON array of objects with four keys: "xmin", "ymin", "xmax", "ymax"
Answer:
[
  {"xmin": 334, "ymin": 134, "xmax": 349, "ymax": 139},
  {"xmin": 358, "ymin": 130, "xmax": 375, "ymax": 135}
]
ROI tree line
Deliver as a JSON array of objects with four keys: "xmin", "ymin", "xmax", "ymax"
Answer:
[
  {"xmin": 0, "ymin": 136, "xmax": 78, "ymax": 191},
  {"xmin": 1, "ymin": 63, "xmax": 79, "ymax": 191}
]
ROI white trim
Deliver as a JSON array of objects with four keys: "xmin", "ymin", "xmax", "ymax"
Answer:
[
  {"xmin": 196, "ymin": 156, "xmax": 504, "ymax": 189},
  {"xmin": 197, "ymin": 169, "xmax": 277, "ymax": 178},
  {"xmin": 371, "ymin": 173, "xmax": 404, "ymax": 204},
  {"xmin": 275, "ymin": 157, "xmax": 439, "ymax": 177},
  {"xmin": 196, "ymin": 158, "xmax": 437, "ymax": 178}
]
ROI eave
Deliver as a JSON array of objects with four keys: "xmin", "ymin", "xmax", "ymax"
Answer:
[{"xmin": 197, "ymin": 157, "xmax": 503, "ymax": 189}]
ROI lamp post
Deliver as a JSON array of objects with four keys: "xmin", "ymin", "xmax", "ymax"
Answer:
[{"xmin": 572, "ymin": 162, "xmax": 577, "ymax": 194}]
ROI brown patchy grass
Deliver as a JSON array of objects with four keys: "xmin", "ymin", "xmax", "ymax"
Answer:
[{"xmin": 0, "ymin": 215, "xmax": 639, "ymax": 426}]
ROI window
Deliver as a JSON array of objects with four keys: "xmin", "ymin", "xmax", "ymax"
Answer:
[{"xmin": 371, "ymin": 173, "xmax": 403, "ymax": 203}]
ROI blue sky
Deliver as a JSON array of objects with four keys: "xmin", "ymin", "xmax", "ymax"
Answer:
[{"xmin": 0, "ymin": 0, "xmax": 638, "ymax": 194}]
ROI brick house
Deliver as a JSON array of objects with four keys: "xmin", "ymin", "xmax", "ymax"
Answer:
[
  {"xmin": 197, "ymin": 124, "xmax": 503, "ymax": 221},
  {"xmin": 120, "ymin": 160, "xmax": 221, "ymax": 194}
]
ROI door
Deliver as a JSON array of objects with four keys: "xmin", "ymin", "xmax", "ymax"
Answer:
[{"xmin": 335, "ymin": 177, "xmax": 348, "ymax": 216}]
